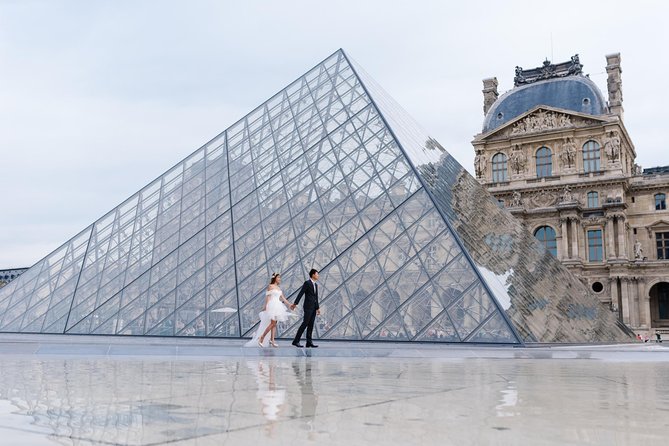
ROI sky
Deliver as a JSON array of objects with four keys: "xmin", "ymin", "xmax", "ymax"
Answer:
[{"xmin": 1, "ymin": 0, "xmax": 668, "ymax": 269}]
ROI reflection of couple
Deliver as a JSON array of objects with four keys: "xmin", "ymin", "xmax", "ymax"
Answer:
[
  {"xmin": 248, "ymin": 359, "xmax": 318, "ymax": 431},
  {"xmin": 246, "ymin": 269, "xmax": 321, "ymax": 348},
  {"xmin": 248, "ymin": 360, "xmax": 286, "ymax": 423}
]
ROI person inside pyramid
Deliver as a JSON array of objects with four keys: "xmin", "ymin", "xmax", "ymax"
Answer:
[{"xmin": 245, "ymin": 273, "xmax": 293, "ymax": 347}]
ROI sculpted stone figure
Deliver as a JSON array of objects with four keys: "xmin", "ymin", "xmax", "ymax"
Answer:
[
  {"xmin": 474, "ymin": 151, "xmax": 487, "ymax": 178},
  {"xmin": 634, "ymin": 239, "xmax": 643, "ymax": 260},
  {"xmin": 560, "ymin": 185, "xmax": 574, "ymax": 203},
  {"xmin": 556, "ymin": 114, "xmax": 572, "ymax": 127},
  {"xmin": 510, "ymin": 111, "xmax": 572, "ymax": 136},
  {"xmin": 509, "ymin": 145, "xmax": 527, "ymax": 174},
  {"xmin": 604, "ymin": 131, "xmax": 621, "ymax": 161},
  {"xmin": 514, "ymin": 66, "xmax": 526, "ymax": 85},
  {"xmin": 510, "ymin": 190, "xmax": 522, "ymax": 207},
  {"xmin": 560, "ymin": 137, "xmax": 577, "ymax": 168}
]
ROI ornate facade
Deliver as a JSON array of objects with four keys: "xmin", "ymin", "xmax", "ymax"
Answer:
[
  {"xmin": 474, "ymin": 53, "xmax": 669, "ymax": 337},
  {"xmin": 0, "ymin": 268, "xmax": 27, "ymax": 289}
]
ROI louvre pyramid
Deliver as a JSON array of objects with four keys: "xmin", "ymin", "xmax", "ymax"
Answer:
[{"xmin": 0, "ymin": 50, "xmax": 632, "ymax": 343}]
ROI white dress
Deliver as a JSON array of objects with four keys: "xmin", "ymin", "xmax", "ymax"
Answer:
[{"xmin": 245, "ymin": 288, "xmax": 292, "ymax": 347}]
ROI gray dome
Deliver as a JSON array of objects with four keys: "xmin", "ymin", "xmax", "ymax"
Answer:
[{"xmin": 483, "ymin": 76, "xmax": 608, "ymax": 133}]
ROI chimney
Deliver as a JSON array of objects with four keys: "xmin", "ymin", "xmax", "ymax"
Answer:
[
  {"xmin": 482, "ymin": 77, "xmax": 498, "ymax": 115},
  {"xmin": 605, "ymin": 53, "xmax": 623, "ymax": 118}
]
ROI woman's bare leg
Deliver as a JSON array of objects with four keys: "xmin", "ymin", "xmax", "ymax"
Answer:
[{"xmin": 259, "ymin": 320, "xmax": 276, "ymax": 343}]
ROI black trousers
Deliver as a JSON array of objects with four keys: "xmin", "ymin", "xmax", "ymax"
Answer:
[{"xmin": 293, "ymin": 308, "xmax": 317, "ymax": 344}]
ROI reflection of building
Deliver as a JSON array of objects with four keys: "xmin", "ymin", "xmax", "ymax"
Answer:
[
  {"xmin": 0, "ymin": 268, "xmax": 28, "ymax": 289},
  {"xmin": 474, "ymin": 53, "xmax": 669, "ymax": 336},
  {"xmin": 0, "ymin": 50, "xmax": 630, "ymax": 344}
]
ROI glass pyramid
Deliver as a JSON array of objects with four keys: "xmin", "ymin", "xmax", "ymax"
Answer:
[{"xmin": 0, "ymin": 50, "xmax": 632, "ymax": 343}]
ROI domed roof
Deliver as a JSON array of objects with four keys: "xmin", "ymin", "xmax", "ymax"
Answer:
[{"xmin": 483, "ymin": 75, "xmax": 608, "ymax": 133}]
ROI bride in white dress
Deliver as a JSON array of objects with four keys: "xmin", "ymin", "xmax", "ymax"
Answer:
[{"xmin": 246, "ymin": 273, "xmax": 293, "ymax": 347}]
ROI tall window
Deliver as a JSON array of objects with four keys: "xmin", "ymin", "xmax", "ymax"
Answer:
[
  {"xmin": 535, "ymin": 147, "xmax": 552, "ymax": 178},
  {"xmin": 656, "ymin": 232, "xmax": 669, "ymax": 259},
  {"xmin": 587, "ymin": 191, "xmax": 599, "ymax": 208},
  {"xmin": 492, "ymin": 153, "xmax": 508, "ymax": 183},
  {"xmin": 655, "ymin": 193, "xmax": 666, "ymax": 210},
  {"xmin": 588, "ymin": 229, "xmax": 603, "ymax": 261},
  {"xmin": 534, "ymin": 226, "xmax": 557, "ymax": 256},
  {"xmin": 582, "ymin": 140, "xmax": 601, "ymax": 173}
]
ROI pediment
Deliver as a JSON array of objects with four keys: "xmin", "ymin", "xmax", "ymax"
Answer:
[
  {"xmin": 645, "ymin": 220, "xmax": 669, "ymax": 238},
  {"xmin": 647, "ymin": 219, "xmax": 669, "ymax": 230},
  {"xmin": 475, "ymin": 106, "xmax": 611, "ymax": 142}
]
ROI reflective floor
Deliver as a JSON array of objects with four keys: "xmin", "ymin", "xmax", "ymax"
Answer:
[{"xmin": 0, "ymin": 342, "xmax": 668, "ymax": 445}]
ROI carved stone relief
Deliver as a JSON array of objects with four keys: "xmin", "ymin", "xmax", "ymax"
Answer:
[
  {"xmin": 603, "ymin": 130, "xmax": 622, "ymax": 162},
  {"xmin": 531, "ymin": 190, "xmax": 557, "ymax": 208},
  {"xmin": 510, "ymin": 190, "xmax": 523, "ymax": 208},
  {"xmin": 559, "ymin": 185, "xmax": 577, "ymax": 204},
  {"xmin": 509, "ymin": 144, "xmax": 527, "ymax": 174},
  {"xmin": 474, "ymin": 150, "xmax": 487, "ymax": 179},
  {"xmin": 501, "ymin": 110, "xmax": 598, "ymax": 138},
  {"xmin": 559, "ymin": 137, "xmax": 577, "ymax": 169}
]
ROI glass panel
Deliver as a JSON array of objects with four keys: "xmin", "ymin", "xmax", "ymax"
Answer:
[
  {"xmin": 582, "ymin": 140, "xmax": 601, "ymax": 173},
  {"xmin": 535, "ymin": 146, "xmax": 552, "ymax": 178},
  {"xmin": 492, "ymin": 153, "xmax": 508, "ymax": 182},
  {"xmin": 588, "ymin": 229, "xmax": 603, "ymax": 262}
]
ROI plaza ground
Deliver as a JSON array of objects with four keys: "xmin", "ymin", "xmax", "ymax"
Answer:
[{"xmin": 0, "ymin": 334, "xmax": 667, "ymax": 445}]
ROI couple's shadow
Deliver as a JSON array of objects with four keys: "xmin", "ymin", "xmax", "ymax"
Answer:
[{"xmin": 247, "ymin": 359, "xmax": 318, "ymax": 431}]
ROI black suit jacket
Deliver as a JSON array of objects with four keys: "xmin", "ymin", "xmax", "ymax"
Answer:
[{"xmin": 294, "ymin": 280, "xmax": 319, "ymax": 311}]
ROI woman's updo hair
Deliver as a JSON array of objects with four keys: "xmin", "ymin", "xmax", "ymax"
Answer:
[{"xmin": 270, "ymin": 272, "xmax": 280, "ymax": 284}]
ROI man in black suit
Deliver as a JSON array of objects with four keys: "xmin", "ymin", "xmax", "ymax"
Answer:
[{"xmin": 291, "ymin": 269, "xmax": 320, "ymax": 348}]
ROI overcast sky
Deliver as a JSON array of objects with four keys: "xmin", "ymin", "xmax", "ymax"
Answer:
[{"xmin": 1, "ymin": 0, "xmax": 668, "ymax": 269}]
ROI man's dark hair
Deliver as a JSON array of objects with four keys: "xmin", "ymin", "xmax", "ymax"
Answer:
[{"xmin": 309, "ymin": 269, "xmax": 318, "ymax": 278}]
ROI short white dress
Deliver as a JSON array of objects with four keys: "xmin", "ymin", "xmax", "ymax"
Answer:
[{"xmin": 245, "ymin": 288, "xmax": 292, "ymax": 347}]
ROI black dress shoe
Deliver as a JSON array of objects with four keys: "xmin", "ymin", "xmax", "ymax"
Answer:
[
  {"xmin": 305, "ymin": 343, "xmax": 318, "ymax": 348},
  {"xmin": 292, "ymin": 341, "xmax": 303, "ymax": 347}
]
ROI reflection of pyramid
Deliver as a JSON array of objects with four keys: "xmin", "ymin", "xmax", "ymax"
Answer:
[{"xmin": 0, "ymin": 50, "xmax": 632, "ymax": 343}]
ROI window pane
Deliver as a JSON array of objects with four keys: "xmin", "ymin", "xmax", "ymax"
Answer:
[
  {"xmin": 492, "ymin": 153, "xmax": 507, "ymax": 183},
  {"xmin": 536, "ymin": 147, "xmax": 552, "ymax": 178},
  {"xmin": 587, "ymin": 192, "xmax": 599, "ymax": 208},
  {"xmin": 582, "ymin": 141, "xmax": 601, "ymax": 173},
  {"xmin": 655, "ymin": 194, "xmax": 666, "ymax": 210},
  {"xmin": 533, "ymin": 226, "xmax": 557, "ymax": 256},
  {"xmin": 657, "ymin": 232, "xmax": 669, "ymax": 259},
  {"xmin": 588, "ymin": 229, "xmax": 603, "ymax": 261}
]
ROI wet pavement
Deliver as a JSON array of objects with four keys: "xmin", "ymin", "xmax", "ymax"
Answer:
[{"xmin": 0, "ymin": 335, "xmax": 668, "ymax": 445}]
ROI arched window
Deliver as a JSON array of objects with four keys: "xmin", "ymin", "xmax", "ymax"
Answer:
[
  {"xmin": 534, "ymin": 226, "xmax": 557, "ymax": 256},
  {"xmin": 582, "ymin": 140, "xmax": 601, "ymax": 173},
  {"xmin": 587, "ymin": 191, "xmax": 599, "ymax": 208},
  {"xmin": 655, "ymin": 193, "xmax": 666, "ymax": 210},
  {"xmin": 492, "ymin": 153, "xmax": 508, "ymax": 183},
  {"xmin": 536, "ymin": 147, "xmax": 552, "ymax": 178}
]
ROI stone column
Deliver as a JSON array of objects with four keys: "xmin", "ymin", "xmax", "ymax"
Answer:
[
  {"xmin": 606, "ymin": 215, "xmax": 616, "ymax": 260},
  {"xmin": 482, "ymin": 78, "xmax": 499, "ymax": 115},
  {"xmin": 637, "ymin": 277, "xmax": 650, "ymax": 329},
  {"xmin": 617, "ymin": 215, "xmax": 628, "ymax": 259},
  {"xmin": 560, "ymin": 218, "xmax": 570, "ymax": 259},
  {"xmin": 609, "ymin": 277, "xmax": 620, "ymax": 314},
  {"xmin": 630, "ymin": 277, "xmax": 639, "ymax": 327},
  {"xmin": 571, "ymin": 218, "xmax": 579, "ymax": 260},
  {"xmin": 620, "ymin": 277, "xmax": 631, "ymax": 325},
  {"xmin": 606, "ymin": 53, "xmax": 624, "ymax": 119}
]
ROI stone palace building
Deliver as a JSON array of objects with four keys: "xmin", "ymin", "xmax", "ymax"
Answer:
[{"xmin": 473, "ymin": 53, "xmax": 669, "ymax": 337}]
